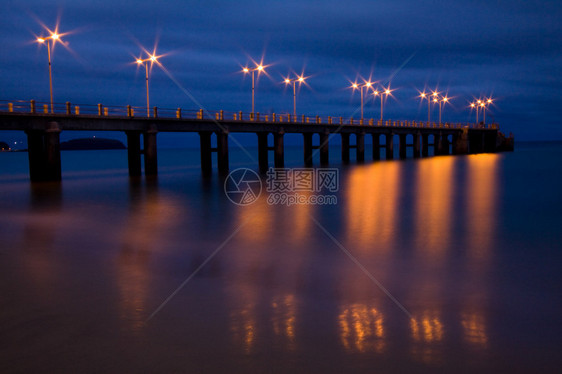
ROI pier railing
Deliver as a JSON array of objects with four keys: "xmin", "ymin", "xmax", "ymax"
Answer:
[{"xmin": 0, "ymin": 99, "xmax": 498, "ymax": 130}]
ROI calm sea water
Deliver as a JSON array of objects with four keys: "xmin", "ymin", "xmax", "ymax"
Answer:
[{"xmin": 1, "ymin": 142, "xmax": 561, "ymax": 373}]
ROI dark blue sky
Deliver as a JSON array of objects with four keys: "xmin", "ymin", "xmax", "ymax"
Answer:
[{"xmin": 1, "ymin": 0, "xmax": 561, "ymax": 145}]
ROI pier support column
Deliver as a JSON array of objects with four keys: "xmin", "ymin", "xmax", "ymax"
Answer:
[
  {"xmin": 126, "ymin": 131, "xmax": 142, "ymax": 177},
  {"xmin": 26, "ymin": 122, "xmax": 62, "ymax": 182},
  {"xmin": 468, "ymin": 130, "xmax": 483, "ymax": 154},
  {"xmin": 303, "ymin": 133, "xmax": 313, "ymax": 166},
  {"xmin": 143, "ymin": 126, "xmax": 158, "ymax": 176},
  {"xmin": 257, "ymin": 132, "xmax": 269, "ymax": 173},
  {"xmin": 399, "ymin": 133, "xmax": 407, "ymax": 159},
  {"xmin": 356, "ymin": 132, "xmax": 365, "ymax": 163},
  {"xmin": 26, "ymin": 131, "xmax": 45, "ymax": 182},
  {"xmin": 320, "ymin": 132, "xmax": 330, "ymax": 165},
  {"xmin": 341, "ymin": 133, "xmax": 350, "ymax": 163},
  {"xmin": 217, "ymin": 131, "xmax": 229, "ymax": 175},
  {"xmin": 199, "ymin": 131, "xmax": 212, "ymax": 176},
  {"xmin": 442, "ymin": 134, "xmax": 450, "ymax": 155},
  {"xmin": 274, "ymin": 132, "xmax": 284, "ymax": 168},
  {"xmin": 45, "ymin": 123, "xmax": 62, "ymax": 181},
  {"xmin": 435, "ymin": 132, "xmax": 444, "ymax": 155},
  {"xmin": 372, "ymin": 134, "xmax": 380, "ymax": 160},
  {"xmin": 484, "ymin": 131, "xmax": 498, "ymax": 153},
  {"xmin": 452, "ymin": 129, "xmax": 468, "ymax": 155},
  {"xmin": 413, "ymin": 132, "xmax": 421, "ymax": 158},
  {"xmin": 385, "ymin": 133, "xmax": 394, "ymax": 160},
  {"xmin": 422, "ymin": 134, "xmax": 429, "ymax": 157}
]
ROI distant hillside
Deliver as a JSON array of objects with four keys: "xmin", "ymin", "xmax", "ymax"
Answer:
[
  {"xmin": 0, "ymin": 141, "xmax": 10, "ymax": 151},
  {"xmin": 60, "ymin": 138, "xmax": 126, "ymax": 150}
]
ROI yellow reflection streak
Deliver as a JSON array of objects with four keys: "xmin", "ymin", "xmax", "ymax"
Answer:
[
  {"xmin": 338, "ymin": 304, "xmax": 385, "ymax": 353},
  {"xmin": 271, "ymin": 294, "xmax": 297, "ymax": 350},
  {"xmin": 410, "ymin": 311, "xmax": 444, "ymax": 364},
  {"xmin": 230, "ymin": 304, "xmax": 257, "ymax": 354},
  {"xmin": 415, "ymin": 157, "xmax": 455, "ymax": 257},
  {"xmin": 461, "ymin": 312, "xmax": 488, "ymax": 348},
  {"xmin": 467, "ymin": 154, "xmax": 499, "ymax": 261},
  {"xmin": 346, "ymin": 163, "xmax": 400, "ymax": 253},
  {"xmin": 117, "ymin": 190, "xmax": 179, "ymax": 333}
]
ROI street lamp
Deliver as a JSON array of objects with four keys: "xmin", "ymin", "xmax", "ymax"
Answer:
[
  {"xmin": 419, "ymin": 91, "xmax": 431, "ymax": 123},
  {"xmin": 374, "ymin": 85, "xmax": 393, "ymax": 121},
  {"xmin": 135, "ymin": 54, "xmax": 160, "ymax": 117},
  {"xmin": 482, "ymin": 98, "xmax": 493, "ymax": 124},
  {"xmin": 284, "ymin": 74, "xmax": 306, "ymax": 119},
  {"xmin": 440, "ymin": 96, "xmax": 449, "ymax": 124},
  {"xmin": 351, "ymin": 80, "xmax": 373, "ymax": 120},
  {"xmin": 242, "ymin": 64, "xmax": 266, "ymax": 115},
  {"xmin": 36, "ymin": 31, "xmax": 63, "ymax": 113},
  {"xmin": 470, "ymin": 102, "xmax": 479, "ymax": 123}
]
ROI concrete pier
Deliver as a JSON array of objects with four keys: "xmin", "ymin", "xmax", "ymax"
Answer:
[
  {"xmin": 303, "ymin": 133, "xmax": 313, "ymax": 166},
  {"xmin": 341, "ymin": 133, "xmax": 350, "ymax": 163},
  {"xmin": 320, "ymin": 132, "xmax": 329, "ymax": 165},
  {"xmin": 386, "ymin": 134, "xmax": 394, "ymax": 160},
  {"xmin": 274, "ymin": 132, "xmax": 284, "ymax": 168},
  {"xmin": 0, "ymin": 108, "xmax": 510, "ymax": 182},
  {"xmin": 126, "ymin": 131, "xmax": 142, "ymax": 177},
  {"xmin": 372, "ymin": 134, "xmax": 381, "ymax": 160},
  {"xmin": 143, "ymin": 126, "xmax": 158, "ymax": 176},
  {"xmin": 399, "ymin": 134, "xmax": 407, "ymax": 159},
  {"xmin": 199, "ymin": 131, "xmax": 212, "ymax": 176},
  {"xmin": 217, "ymin": 131, "xmax": 229, "ymax": 174},
  {"xmin": 422, "ymin": 134, "xmax": 429, "ymax": 157},
  {"xmin": 356, "ymin": 132, "xmax": 365, "ymax": 162},
  {"xmin": 257, "ymin": 132, "xmax": 269, "ymax": 173},
  {"xmin": 413, "ymin": 132, "xmax": 421, "ymax": 158},
  {"xmin": 442, "ymin": 134, "xmax": 450, "ymax": 155},
  {"xmin": 25, "ymin": 122, "xmax": 61, "ymax": 182},
  {"xmin": 435, "ymin": 132, "xmax": 444, "ymax": 156}
]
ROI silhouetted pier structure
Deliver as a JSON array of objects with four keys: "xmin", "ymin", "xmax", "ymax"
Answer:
[{"xmin": 0, "ymin": 100, "xmax": 511, "ymax": 182}]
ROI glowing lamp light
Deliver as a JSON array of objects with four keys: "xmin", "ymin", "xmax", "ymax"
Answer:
[
  {"xmin": 51, "ymin": 33, "xmax": 59, "ymax": 40},
  {"xmin": 37, "ymin": 37, "xmax": 45, "ymax": 43},
  {"xmin": 257, "ymin": 65, "xmax": 264, "ymax": 71},
  {"xmin": 385, "ymin": 89, "xmax": 391, "ymax": 95},
  {"xmin": 298, "ymin": 76, "xmax": 305, "ymax": 83}
]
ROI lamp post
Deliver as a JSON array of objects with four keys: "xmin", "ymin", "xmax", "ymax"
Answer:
[
  {"xmin": 419, "ymin": 91, "xmax": 431, "ymax": 123},
  {"xmin": 440, "ymin": 96, "xmax": 449, "ymax": 124},
  {"xmin": 37, "ymin": 32, "xmax": 63, "ymax": 113},
  {"xmin": 284, "ymin": 75, "xmax": 306, "ymax": 119},
  {"xmin": 243, "ymin": 64, "xmax": 265, "ymax": 115},
  {"xmin": 482, "ymin": 98, "xmax": 493, "ymax": 124},
  {"xmin": 378, "ymin": 85, "xmax": 392, "ymax": 121},
  {"xmin": 470, "ymin": 102, "xmax": 479, "ymax": 123},
  {"xmin": 135, "ymin": 54, "xmax": 159, "ymax": 117},
  {"xmin": 351, "ymin": 81, "xmax": 373, "ymax": 120}
]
